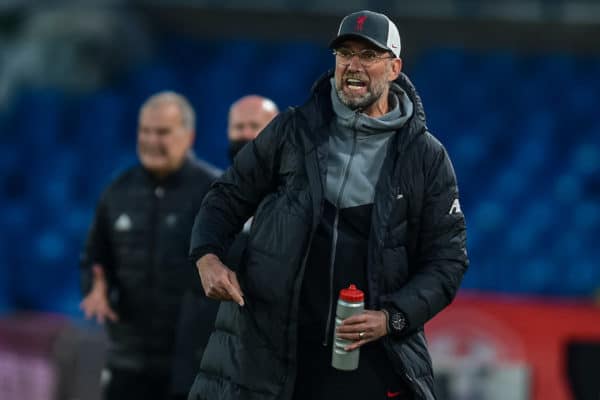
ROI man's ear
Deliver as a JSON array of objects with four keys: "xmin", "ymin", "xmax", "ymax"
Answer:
[{"xmin": 389, "ymin": 57, "xmax": 403, "ymax": 81}]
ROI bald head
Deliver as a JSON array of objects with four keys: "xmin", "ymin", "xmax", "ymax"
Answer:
[{"xmin": 228, "ymin": 95, "xmax": 279, "ymax": 142}]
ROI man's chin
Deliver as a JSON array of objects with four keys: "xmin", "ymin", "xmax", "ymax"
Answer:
[
  {"xmin": 336, "ymin": 87, "xmax": 371, "ymax": 108},
  {"xmin": 141, "ymin": 159, "xmax": 168, "ymax": 173},
  {"xmin": 342, "ymin": 96, "xmax": 374, "ymax": 110}
]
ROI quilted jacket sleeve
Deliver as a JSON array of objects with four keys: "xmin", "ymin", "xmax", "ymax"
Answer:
[
  {"xmin": 386, "ymin": 134, "xmax": 469, "ymax": 332},
  {"xmin": 189, "ymin": 111, "xmax": 293, "ymax": 263}
]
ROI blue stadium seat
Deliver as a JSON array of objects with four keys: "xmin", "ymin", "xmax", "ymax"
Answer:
[
  {"xmin": 517, "ymin": 259, "xmax": 559, "ymax": 294},
  {"xmin": 124, "ymin": 62, "xmax": 185, "ymax": 102},
  {"xmin": 73, "ymin": 90, "xmax": 126, "ymax": 149},
  {"xmin": 571, "ymin": 143, "xmax": 599, "ymax": 176},
  {"xmin": 554, "ymin": 173, "xmax": 583, "ymax": 204},
  {"xmin": 561, "ymin": 260, "xmax": 600, "ymax": 296},
  {"xmin": 573, "ymin": 201, "xmax": 600, "ymax": 231},
  {"xmin": 34, "ymin": 229, "xmax": 67, "ymax": 264},
  {"xmin": 12, "ymin": 89, "xmax": 65, "ymax": 149}
]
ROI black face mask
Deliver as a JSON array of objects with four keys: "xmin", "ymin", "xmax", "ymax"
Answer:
[{"xmin": 228, "ymin": 139, "xmax": 250, "ymax": 163}]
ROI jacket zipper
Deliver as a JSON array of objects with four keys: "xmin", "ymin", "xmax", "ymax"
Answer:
[
  {"xmin": 322, "ymin": 210, "xmax": 340, "ymax": 346},
  {"xmin": 322, "ymin": 112, "xmax": 360, "ymax": 346}
]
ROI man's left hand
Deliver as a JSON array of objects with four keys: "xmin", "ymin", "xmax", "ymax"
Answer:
[{"xmin": 335, "ymin": 309, "xmax": 388, "ymax": 351}]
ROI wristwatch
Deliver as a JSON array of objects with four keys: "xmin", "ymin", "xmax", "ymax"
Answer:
[{"xmin": 389, "ymin": 311, "xmax": 407, "ymax": 335}]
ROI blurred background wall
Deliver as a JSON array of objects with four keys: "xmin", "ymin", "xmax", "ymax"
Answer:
[{"xmin": 0, "ymin": 1, "xmax": 599, "ymax": 399}]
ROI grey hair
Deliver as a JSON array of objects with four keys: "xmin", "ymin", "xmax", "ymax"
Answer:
[{"xmin": 140, "ymin": 91, "xmax": 195, "ymax": 131}]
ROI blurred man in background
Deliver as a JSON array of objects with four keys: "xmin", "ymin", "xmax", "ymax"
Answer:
[
  {"xmin": 188, "ymin": 10, "xmax": 468, "ymax": 400},
  {"xmin": 227, "ymin": 94, "xmax": 279, "ymax": 162},
  {"xmin": 79, "ymin": 91, "xmax": 219, "ymax": 400}
]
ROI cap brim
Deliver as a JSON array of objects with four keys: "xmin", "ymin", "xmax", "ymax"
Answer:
[{"xmin": 329, "ymin": 33, "xmax": 390, "ymax": 53}]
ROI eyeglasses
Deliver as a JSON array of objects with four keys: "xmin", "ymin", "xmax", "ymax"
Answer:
[{"xmin": 332, "ymin": 47, "xmax": 395, "ymax": 66}]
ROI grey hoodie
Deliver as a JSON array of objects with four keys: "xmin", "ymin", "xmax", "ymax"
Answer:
[
  {"xmin": 297, "ymin": 78, "xmax": 416, "ymax": 349},
  {"xmin": 326, "ymin": 78, "xmax": 414, "ymax": 208}
]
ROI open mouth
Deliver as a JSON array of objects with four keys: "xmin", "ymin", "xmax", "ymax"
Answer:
[{"xmin": 345, "ymin": 78, "xmax": 366, "ymax": 89}]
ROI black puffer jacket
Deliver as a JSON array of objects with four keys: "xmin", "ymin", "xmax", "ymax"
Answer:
[
  {"xmin": 189, "ymin": 72, "xmax": 468, "ymax": 400},
  {"xmin": 81, "ymin": 157, "xmax": 219, "ymax": 373}
]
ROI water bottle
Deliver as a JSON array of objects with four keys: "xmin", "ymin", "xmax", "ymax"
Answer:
[{"xmin": 331, "ymin": 284, "xmax": 364, "ymax": 371}]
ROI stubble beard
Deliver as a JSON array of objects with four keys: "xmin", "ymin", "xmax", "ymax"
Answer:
[{"xmin": 336, "ymin": 75, "xmax": 388, "ymax": 111}]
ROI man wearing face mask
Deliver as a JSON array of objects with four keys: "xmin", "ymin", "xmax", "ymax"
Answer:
[
  {"xmin": 80, "ymin": 91, "xmax": 220, "ymax": 400},
  {"xmin": 227, "ymin": 95, "xmax": 279, "ymax": 162}
]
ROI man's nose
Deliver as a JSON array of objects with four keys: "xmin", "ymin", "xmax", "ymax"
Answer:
[
  {"xmin": 346, "ymin": 55, "xmax": 363, "ymax": 70},
  {"xmin": 242, "ymin": 126, "xmax": 258, "ymax": 138}
]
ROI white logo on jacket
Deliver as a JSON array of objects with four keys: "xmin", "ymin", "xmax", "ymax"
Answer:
[
  {"xmin": 449, "ymin": 198, "xmax": 462, "ymax": 215},
  {"xmin": 166, "ymin": 213, "xmax": 178, "ymax": 227},
  {"xmin": 114, "ymin": 214, "xmax": 132, "ymax": 231}
]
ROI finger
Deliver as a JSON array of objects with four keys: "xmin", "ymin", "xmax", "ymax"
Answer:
[
  {"xmin": 106, "ymin": 307, "xmax": 119, "ymax": 322},
  {"xmin": 228, "ymin": 272, "xmax": 244, "ymax": 297},
  {"xmin": 336, "ymin": 328, "xmax": 366, "ymax": 339},
  {"xmin": 228, "ymin": 272, "xmax": 244, "ymax": 305},
  {"xmin": 92, "ymin": 265, "xmax": 105, "ymax": 279},
  {"xmin": 349, "ymin": 331, "xmax": 371, "ymax": 350},
  {"xmin": 199, "ymin": 263, "xmax": 231, "ymax": 298},
  {"xmin": 224, "ymin": 278, "xmax": 244, "ymax": 306},
  {"xmin": 345, "ymin": 339, "xmax": 368, "ymax": 351},
  {"xmin": 206, "ymin": 282, "xmax": 232, "ymax": 300},
  {"xmin": 201, "ymin": 281, "xmax": 215, "ymax": 297},
  {"xmin": 336, "ymin": 322, "xmax": 368, "ymax": 334},
  {"xmin": 336, "ymin": 330, "xmax": 368, "ymax": 342},
  {"xmin": 340, "ymin": 314, "xmax": 368, "ymax": 326},
  {"xmin": 204, "ymin": 286, "xmax": 220, "ymax": 299},
  {"xmin": 81, "ymin": 302, "xmax": 94, "ymax": 319}
]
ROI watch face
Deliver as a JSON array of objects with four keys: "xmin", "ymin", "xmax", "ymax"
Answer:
[{"xmin": 392, "ymin": 313, "xmax": 405, "ymax": 331}]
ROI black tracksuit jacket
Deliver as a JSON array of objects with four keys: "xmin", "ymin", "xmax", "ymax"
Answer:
[{"xmin": 81, "ymin": 157, "xmax": 218, "ymax": 374}]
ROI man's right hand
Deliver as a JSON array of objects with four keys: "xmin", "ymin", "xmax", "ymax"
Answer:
[
  {"xmin": 79, "ymin": 265, "xmax": 119, "ymax": 324},
  {"xmin": 196, "ymin": 254, "xmax": 244, "ymax": 306}
]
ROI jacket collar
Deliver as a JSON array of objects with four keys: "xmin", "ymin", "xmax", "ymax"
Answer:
[
  {"xmin": 141, "ymin": 155, "xmax": 194, "ymax": 187},
  {"xmin": 302, "ymin": 70, "xmax": 428, "ymax": 151}
]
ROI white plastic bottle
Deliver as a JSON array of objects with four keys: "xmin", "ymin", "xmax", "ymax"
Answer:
[{"xmin": 331, "ymin": 284, "xmax": 364, "ymax": 371}]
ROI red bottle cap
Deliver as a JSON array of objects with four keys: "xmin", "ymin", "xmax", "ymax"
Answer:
[{"xmin": 339, "ymin": 284, "xmax": 364, "ymax": 302}]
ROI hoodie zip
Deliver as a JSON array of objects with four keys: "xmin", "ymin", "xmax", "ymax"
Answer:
[{"xmin": 322, "ymin": 111, "xmax": 360, "ymax": 346}]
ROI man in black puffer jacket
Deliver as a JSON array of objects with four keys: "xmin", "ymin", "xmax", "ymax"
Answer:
[
  {"xmin": 189, "ymin": 10, "xmax": 468, "ymax": 400},
  {"xmin": 80, "ymin": 91, "xmax": 220, "ymax": 400}
]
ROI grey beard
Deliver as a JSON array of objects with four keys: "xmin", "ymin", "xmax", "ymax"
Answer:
[{"xmin": 336, "ymin": 87, "xmax": 378, "ymax": 110}]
